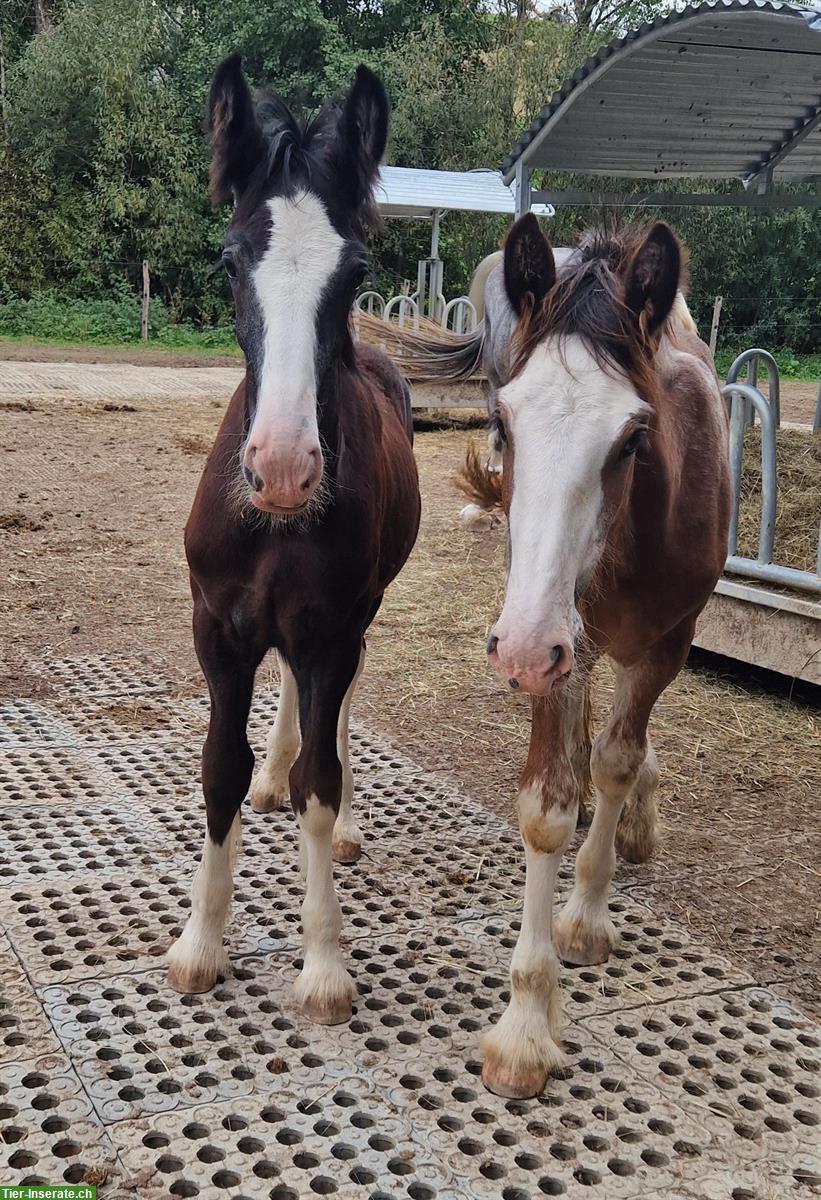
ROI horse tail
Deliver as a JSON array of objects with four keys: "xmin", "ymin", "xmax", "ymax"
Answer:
[
  {"xmin": 361, "ymin": 316, "xmax": 485, "ymax": 384},
  {"xmin": 468, "ymin": 250, "xmax": 503, "ymax": 324},
  {"xmin": 454, "ymin": 441, "xmax": 503, "ymax": 516}
]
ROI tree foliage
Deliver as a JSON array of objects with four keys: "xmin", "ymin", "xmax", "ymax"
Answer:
[{"xmin": 0, "ymin": 0, "xmax": 819, "ymax": 351}]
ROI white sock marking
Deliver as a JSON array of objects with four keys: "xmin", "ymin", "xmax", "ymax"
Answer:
[
  {"xmin": 250, "ymin": 654, "xmax": 300, "ymax": 810},
  {"xmin": 293, "ymin": 796, "xmax": 355, "ymax": 1015},
  {"xmin": 167, "ymin": 813, "xmax": 241, "ymax": 986},
  {"xmin": 484, "ymin": 783, "xmax": 575, "ymax": 1079},
  {"xmin": 333, "ymin": 646, "xmax": 364, "ymax": 852}
]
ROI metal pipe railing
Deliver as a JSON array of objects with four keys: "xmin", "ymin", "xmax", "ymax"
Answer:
[
  {"xmin": 724, "ymin": 382, "xmax": 776, "ymax": 563},
  {"xmin": 441, "ymin": 296, "xmax": 477, "ymax": 334},
  {"xmin": 725, "ymin": 348, "xmax": 780, "ymax": 427},
  {"xmin": 723, "ymin": 556, "xmax": 821, "ymax": 594},
  {"xmin": 722, "ymin": 380, "xmax": 821, "ymax": 597}
]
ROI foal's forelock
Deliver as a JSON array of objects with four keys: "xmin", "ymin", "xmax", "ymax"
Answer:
[{"xmin": 509, "ymin": 246, "xmax": 660, "ymax": 409}]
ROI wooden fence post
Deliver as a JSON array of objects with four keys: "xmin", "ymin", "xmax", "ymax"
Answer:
[
  {"xmin": 709, "ymin": 294, "xmax": 722, "ymax": 356},
  {"xmin": 141, "ymin": 260, "xmax": 150, "ymax": 341}
]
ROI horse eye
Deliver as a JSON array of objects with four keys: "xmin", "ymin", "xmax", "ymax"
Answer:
[
  {"xmin": 221, "ymin": 253, "xmax": 238, "ymax": 281},
  {"xmin": 622, "ymin": 427, "xmax": 646, "ymax": 457},
  {"xmin": 490, "ymin": 411, "xmax": 507, "ymax": 444}
]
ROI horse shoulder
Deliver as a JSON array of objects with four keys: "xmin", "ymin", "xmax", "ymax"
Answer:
[{"xmin": 354, "ymin": 343, "xmax": 414, "ymax": 441}]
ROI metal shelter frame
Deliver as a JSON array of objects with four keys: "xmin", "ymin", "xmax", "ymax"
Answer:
[
  {"xmin": 374, "ymin": 166, "xmax": 554, "ymax": 319},
  {"xmin": 377, "ymin": 166, "xmax": 554, "ymax": 248},
  {"xmin": 504, "ymin": 0, "xmax": 821, "ymax": 215}
]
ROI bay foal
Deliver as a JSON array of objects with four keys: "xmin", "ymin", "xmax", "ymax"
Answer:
[
  {"xmin": 167, "ymin": 57, "xmax": 420, "ymax": 1025},
  {"xmin": 466, "ymin": 216, "xmax": 730, "ymax": 1097}
]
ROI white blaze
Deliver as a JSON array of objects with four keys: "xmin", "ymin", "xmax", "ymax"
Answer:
[
  {"xmin": 500, "ymin": 335, "xmax": 649, "ymax": 634},
  {"xmin": 252, "ymin": 193, "xmax": 344, "ymax": 434}
]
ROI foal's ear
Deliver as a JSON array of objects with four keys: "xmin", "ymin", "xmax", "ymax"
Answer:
[
  {"xmin": 336, "ymin": 65, "xmax": 389, "ymax": 211},
  {"xmin": 503, "ymin": 214, "xmax": 556, "ymax": 317},
  {"xmin": 208, "ymin": 53, "xmax": 265, "ymax": 204},
  {"xmin": 624, "ymin": 222, "xmax": 681, "ymax": 334}
]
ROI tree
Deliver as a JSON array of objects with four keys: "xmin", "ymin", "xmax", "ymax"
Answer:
[
  {"xmin": 33, "ymin": 0, "xmax": 54, "ymax": 35},
  {"xmin": 1, "ymin": 0, "xmax": 818, "ymax": 351},
  {"xmin": 555, "ymin": 0, "xmax": 668, "ymax": 34}
]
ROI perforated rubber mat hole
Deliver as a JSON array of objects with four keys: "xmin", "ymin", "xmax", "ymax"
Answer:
[
  {"xmin": 0, "ymin": 1055, "xmax": 118, "ymax": 1186},
  {"xmin": 0, "ymin": 746, "xmax": 108, "ymax": 809},
  {"xmin": 0, "ymin": 934, "xmax": 61, "ymax": 1065}
]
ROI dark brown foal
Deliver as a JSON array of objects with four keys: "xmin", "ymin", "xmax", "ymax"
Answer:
[{"xmin": 166, "ymin": 57, "xmax": 420, "ymax": 1026}]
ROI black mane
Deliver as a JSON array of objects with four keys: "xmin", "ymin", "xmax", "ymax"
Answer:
[{"xmin": 254, "ymin": 93, "xmax": 340, "ymax": 192}]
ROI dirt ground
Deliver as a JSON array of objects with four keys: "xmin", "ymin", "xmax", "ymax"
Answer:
[
  {"xmin": 779, "ymin": 379, "xmax": 820, "ymax": 425},
  {"xmin": 1, "ymin": 374, "xmax": 819, "ymax": 1025}
]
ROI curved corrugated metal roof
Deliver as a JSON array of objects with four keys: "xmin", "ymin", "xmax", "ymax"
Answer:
[
  {"xmin": 375, "ymin": 166, "xmax": 554, "ymax": 217},
  {"xmin": 502, "ymin": 0, "xmax": 821, "ymax": 184}
]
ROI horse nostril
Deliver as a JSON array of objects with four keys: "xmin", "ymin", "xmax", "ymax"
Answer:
[
  {"xmin": 486, "ymin": 634, "xmax": 499, "ymax": 656},
  {"xmin": 243, "ymin": 467, "xmax": 263, "ymax": 492},
  {"xmin": 300, "ymin": 477, "xmax": 313, "ymax": 492},
  {"xmin": 509, "ymin": 677, "xmax": 519, "ymax": 690},
  {"xmin": 549, "ymin": 643, "xmax": 574, "ymax": 677}
]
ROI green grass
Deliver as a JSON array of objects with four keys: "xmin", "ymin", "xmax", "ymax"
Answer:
[
  {"xmin": 0, "ymin": 332, "xmax": 241, "ymax": 358},
  {"xmin": 714, "ymin": 347, "xmax": 821, "ymax": 382},
  {"xmin": 6, "ymin": 332, "xmax": 817, "ymax": 381},
  {"xmin": 154, "ymin": 325, "xmax": 239, "ymax": 354}
]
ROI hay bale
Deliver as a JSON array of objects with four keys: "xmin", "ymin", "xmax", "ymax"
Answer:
[{"xmin": 736, "ymin": 428, "xmax": 821, "ymax": 573}]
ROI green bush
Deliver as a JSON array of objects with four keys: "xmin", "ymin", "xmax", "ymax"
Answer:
[
  {"xmin": 0, "ymin": 289, "xmax": 170, "ymax": 343},
  {"xmin": 0, "ymin": 289, "xmax": 237, "ymax": 351},
  {"xmin": 154, "ymin": 323, "xmax": 238, "ymax": 352},
  {"xmin": 2, "ymin": 289, "xmax": 819, "ymax": 377}
]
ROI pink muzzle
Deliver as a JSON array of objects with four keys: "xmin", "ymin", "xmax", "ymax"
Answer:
[
  {"xmin": 486, "ymin": 622, "xmax": 575, "ymax": 696},
  {"xmin": 243, "ymin": 425, "xmax": 322, "ymax": 515}
]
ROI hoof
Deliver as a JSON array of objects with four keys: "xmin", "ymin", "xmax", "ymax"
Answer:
[
  {"xmin": 166, "ymin": 927, "xmax": 228, "ymax": 994},
  {"xmin": 249, "ymin": 776, "xmax": 288, "ymax": 813},
  {"xmin": 332, "ymin": 839, "xmax": 362, "ymax": 865},
  {"xmin": 554, "ymin": 911, "xmax": 614, "ymax": 967},
  {"xmin": 480, "ymin": 997, "xmax": 565, "ymax": 1100},
  {"xmin": 294, "ymin": 961, "xmax": 356, "ymax": 1026},
  {"xmin": 459, "ymin": 503, "xmax": 498, "ymax": 530},
  {"xmin": 482, "ymin": 1051, "xmax": 548, "ymax": 1099},
  {"xmin": 556, "ymin": 940, "xmax": 611, "ymax": 967},
  {"xmin": 300, "ymin": 991, "xmax": 353, "ymax": 1026},
  {"xmin": 615, "ymin": 825, "xmax": 658, "ymax": 864},
  {"xmin": 167, "ymin": 959, "xmax": 222, "ymax": 994}
]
